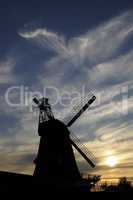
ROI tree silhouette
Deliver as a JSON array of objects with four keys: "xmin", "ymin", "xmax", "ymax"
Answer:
[
  {"xmin": 101, "ymin": 177, "xmax": 133, "ymax": 192},
  {"xmin": 118, "ymin": 177, "xmax": 132, "ymax": 192}
]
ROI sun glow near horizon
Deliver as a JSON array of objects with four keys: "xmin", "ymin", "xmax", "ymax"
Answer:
[{"xmin": 105, "ymin": 155, "xmax": 118, "ymax": 167}]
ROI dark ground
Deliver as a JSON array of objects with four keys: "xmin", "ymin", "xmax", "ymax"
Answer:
[{"xmin": 0, "ymin": 171, "xmax": 91, "ymax": 194}]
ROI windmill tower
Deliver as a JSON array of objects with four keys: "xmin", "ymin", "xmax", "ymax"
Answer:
[{"xmin": 33, "ymin": 93, "xmax": 96, "ymax": 182}]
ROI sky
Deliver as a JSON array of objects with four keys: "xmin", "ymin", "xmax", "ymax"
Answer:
[{"xmin": 0, "ymin": 0, "xmax": 133, "ymax": 179}]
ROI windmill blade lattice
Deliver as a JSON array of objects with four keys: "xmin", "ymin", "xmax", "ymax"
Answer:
[
  {"xmin": 70, "ymin": 132, "xmax": 96, "ymax": 168},
  {"xmin": 65, "ymin": 91, "xmax": 96, "ymax": 127}
]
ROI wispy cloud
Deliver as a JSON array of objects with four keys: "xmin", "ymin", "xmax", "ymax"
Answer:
[
  {"xmin": 19, "ymin": 28, "xmax": 68, "ymax": 55},
  {"xmin": 0, "ymin": 57, "xmax": 16, "ymax": 84},
  {"xmin": 19, "ymin": 10, "xmax": 133, "ymax": 93}
]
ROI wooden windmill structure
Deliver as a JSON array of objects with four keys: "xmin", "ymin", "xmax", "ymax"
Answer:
[{"xmin": 33, "ymin": 92, "xmax": 96, "ymax": 182}]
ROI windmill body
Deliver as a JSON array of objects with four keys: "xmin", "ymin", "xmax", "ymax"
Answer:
[{"xmin": 34, "ymin": 119, "xmax": 81, "ymax": 181}]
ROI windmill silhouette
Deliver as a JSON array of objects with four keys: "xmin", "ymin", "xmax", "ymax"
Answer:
[{"xmin": 33, "ymin": 92, "xmax": 96, "ymax": 182}]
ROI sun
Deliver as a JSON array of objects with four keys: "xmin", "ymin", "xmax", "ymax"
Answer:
[{"xmin": 106, "ymin": 156, "xmax": 118, "ymax": 167}]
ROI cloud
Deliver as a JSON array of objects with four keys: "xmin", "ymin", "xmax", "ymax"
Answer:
[
  {"xmin": 67, "ymin": 10, "xmax": 133, "ymax": 65},
  {"xmin": 19, "ymin": 10, "xmax": 133, "ymax": 64},
  {"xmin": 92, "ymin": 50, "xmax": 133, "ymax": 86},
  {"xmin": 0, "ymin": 57, "xmax": 16, "ymax": 84},
  {"xmin": 19, "ymin": 10, "xmax": 133, "ymax": 94},
  {"xmin": 19, "ymin": 28, "xmax": 69, "ymax": 55},
  {"xmin": 0, "ymin": 151, "xmax": 35, "ymax": 174}
]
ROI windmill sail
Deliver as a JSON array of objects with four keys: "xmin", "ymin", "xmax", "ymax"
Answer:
[
  {"xmin": 66, "ymin": 92, "xmax": 96, "ymax": 127},
  {"xmin": 69, "ymin": 138, "xmax": 95, "ymax": 168},
  {"xmin": 64, "ymin": 92, "xmax": 96, "ymax": 168},
  {"xmin": 70, "ymin": 133, "xmax": 96, "ymax": 168}
]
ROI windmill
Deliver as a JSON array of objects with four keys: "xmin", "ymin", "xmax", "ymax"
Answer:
[{"xmin": 33, "ymin": 92, "xmax": 96, "ymax": 182}]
